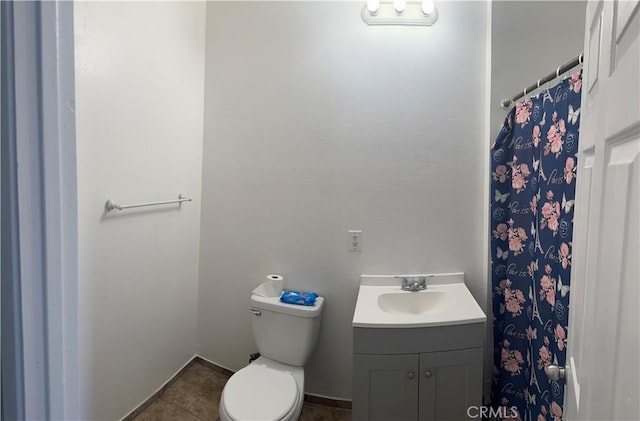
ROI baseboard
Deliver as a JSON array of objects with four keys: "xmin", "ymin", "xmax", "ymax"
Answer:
[
  {"xmin": 304, "ymin": 393, "xmax": 352, "ymax": 409},
  {"xmin": 120, "ymin": 355, "xmax": 199, "ymax": 421},
  {"xmin": 195, "ymin": 355, "xmax": 352, "ymax": 409},
  {"xmin": 193, "ymin": 355, "xmax": 235, "ymax": 377}
]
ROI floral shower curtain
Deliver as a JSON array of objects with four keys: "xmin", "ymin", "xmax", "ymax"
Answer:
[{"xmin": 491, "ymin": 72, "xmax": 582, "ymax": 421}]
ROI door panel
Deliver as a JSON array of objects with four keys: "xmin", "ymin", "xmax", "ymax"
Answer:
[
  {"xmin": 591, "ymin": 134, "xmax": 639, "ymax": 420},
  {"xmin": 353, "ymin": 353, "xmax": 419, "ymax": 421},
  {"xmin": 564, "ymin": 148, "xmax": 594, "ymax": 416},
  {"xmin": 586, "ymin": 2, "xmax": 602, "ymax": 95},
  {"xmin": 612, "ymin": 1, "xmax": 639, "ymax": 69},
  {"xmin": 419, "ymin": 348, "xmax": 483, "ymax": 421}
]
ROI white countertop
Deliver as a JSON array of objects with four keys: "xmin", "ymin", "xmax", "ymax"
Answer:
[{"xmin": 352, "ymin": 272, "xmax": 487, "ymax": 328}]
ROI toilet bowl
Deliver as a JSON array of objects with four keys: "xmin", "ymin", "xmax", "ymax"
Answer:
[
  {"xmin": 218, "ymin": 292, "xmax": 324, "ymax": 421},
  {"xmin": 219, "ymin": 357, "xmax": 304, "ymax": 421}
]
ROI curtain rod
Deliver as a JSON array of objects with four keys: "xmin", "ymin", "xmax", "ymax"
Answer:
[{"xmin": 500, "ymin": 52, "xmax": 584, "ymax": 109}]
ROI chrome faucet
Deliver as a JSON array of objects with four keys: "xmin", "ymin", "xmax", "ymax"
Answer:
[{"xmin": 401, "ymin": 277, "xmax": 427, "ymax": 292}]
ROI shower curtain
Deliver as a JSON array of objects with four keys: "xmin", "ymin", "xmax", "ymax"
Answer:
[{"xmin": 491, "ymin": 72, "xmax": 582, "ymax": 421}]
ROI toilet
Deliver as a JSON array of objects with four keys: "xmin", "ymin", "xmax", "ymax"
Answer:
[{"xmin": 219, "ymin": 291, "xmax": 324, "ymax": 421}]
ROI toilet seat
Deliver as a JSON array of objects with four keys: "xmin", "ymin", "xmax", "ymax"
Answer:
[{"xmin": 221, "ymin": 364, "xmax": 300, "ymax": 421}]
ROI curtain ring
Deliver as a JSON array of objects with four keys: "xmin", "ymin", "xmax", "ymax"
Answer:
[
  {"xmin": 523, "ymin": 88, "xmax": 528, "ymax": 97},
  {"xmin": 537, "ymin": 78, "xmax": 542, "ymax": 88},
  {"xmin": 556, "ymin": 65, "xmax": 562, "ymax": 78},
  {"xmin": 579, "ymin": 52, "xmax": 584, "ymax": 64}
]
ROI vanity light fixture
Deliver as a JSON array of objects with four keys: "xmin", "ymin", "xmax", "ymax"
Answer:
[
  {"xmin": 361, "ymin": 0, "xmax": 439, "ymax": 26},
  {"xmin": 366, "ymin": 0, "xmax": 380, "ymax": 14},
  {"xmin": 421, "ymin": 0, "xmax": 435, "ymax": 15}
]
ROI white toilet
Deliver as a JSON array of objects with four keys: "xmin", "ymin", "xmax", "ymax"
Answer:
[{"xmin": 219, "ymin": 292, "xmax": 324, "ymax": 421}]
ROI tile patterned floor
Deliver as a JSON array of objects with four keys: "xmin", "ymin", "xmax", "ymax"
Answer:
[{"xmin": 132, "ymin": 360, "xmax": 351, "ymax": 421}]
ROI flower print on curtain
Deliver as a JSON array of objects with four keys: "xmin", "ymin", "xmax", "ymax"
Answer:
[{"xmin": 491, "ymin": 72, "xmax": 582, "ymax": 421}]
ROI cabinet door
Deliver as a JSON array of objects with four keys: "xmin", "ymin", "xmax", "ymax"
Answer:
[
  {"xmin": 353, "ymin": 353, "xmax": 419, "ymax": 421},
  {"xmin": 419, "ymin": 348, "xmax": 483, "ymax": 421}
]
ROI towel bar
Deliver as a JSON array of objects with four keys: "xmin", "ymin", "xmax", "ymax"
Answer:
[{"xmin": 105, "ymin": 194, "xmax": 191, "ymax": 212}]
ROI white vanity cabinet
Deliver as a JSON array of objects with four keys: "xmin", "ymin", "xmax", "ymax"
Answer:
[{"xmin": 353, "ymin": 323, "xmax": 484, "ymax": 421}]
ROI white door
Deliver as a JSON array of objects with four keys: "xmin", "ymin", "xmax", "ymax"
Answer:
[{"xmin": 564, "ymin": 1, "xmax": 639, "ymax": 420}]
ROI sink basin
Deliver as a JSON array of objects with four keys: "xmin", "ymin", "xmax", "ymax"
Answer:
[
  {"xmin": 352, "ymin": 272, "xmax": 486, "ymax": 328},
  {"xmin": 377, "ymin": 290, "xmax": 454, "ymax": 315}
]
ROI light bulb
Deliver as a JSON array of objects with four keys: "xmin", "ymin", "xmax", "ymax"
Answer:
[
  {"xmin": 366, "ymin": 0, "xmax": 380, "ymax": 14},
  {"xmin": 394, "ymin": 0, "xmax": 406, "ymax": 13},
  {"xmin": 421, "ymin": 0, "xmax": 435, "ymax": 15}
]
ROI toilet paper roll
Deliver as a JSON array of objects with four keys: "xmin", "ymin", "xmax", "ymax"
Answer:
[{"xmin": 252, "ymin": 275, "xmax": 284, "ymax": 298}]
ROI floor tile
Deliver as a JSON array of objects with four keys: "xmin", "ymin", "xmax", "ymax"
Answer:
[
  {"xmin": 161, "ymin": 365, "xmax": 226, "ymax": 420},
  {"xmin": 300, "ymin": 401, "xmax": 352, "ymax": 421},
  {"xmin": 178, "ymin": 362, "xmax": 229, "ymax": 396},
  {"xmin": 131, "ymin": 399, "xmax": 201, "ymax": 421}
]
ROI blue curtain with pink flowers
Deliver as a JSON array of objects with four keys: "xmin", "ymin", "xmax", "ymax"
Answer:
[{"xmin": 491, "ymin": 72, "xmax": 582, "ymax": 421}]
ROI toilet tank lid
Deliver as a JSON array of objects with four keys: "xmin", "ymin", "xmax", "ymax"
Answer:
[{"xmin": 250, "ymin": 295, "xmax": 324, "ymax": 318}]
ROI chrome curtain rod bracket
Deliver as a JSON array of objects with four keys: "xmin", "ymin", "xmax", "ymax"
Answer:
[
  {"xmin": 501, "ymin": 98, "xmax": 513, "ymax": 109},
  {"xmin": 105, "ymin": 194, "xmax": 192, "ymax": 212},
  {"xmin": 500, "ymin": 52, "xmax": 584, "ymax": 109}
]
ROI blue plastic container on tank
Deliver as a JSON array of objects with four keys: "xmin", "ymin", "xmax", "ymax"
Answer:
[{"xmin": 280, "ymin": 290, "xmax": 318, "ymax": 306}]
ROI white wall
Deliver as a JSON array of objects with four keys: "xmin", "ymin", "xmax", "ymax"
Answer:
[
  {"xmin": 74, "ymin": 2, "xmax": 205, "ymax": 419},
  {"xmin": 198, "ymin": 1, "xmax": 489, "ymax": 400},
  {"xmin": 490, "ymin": 1, "xmax": 586, "ymax": 142}
]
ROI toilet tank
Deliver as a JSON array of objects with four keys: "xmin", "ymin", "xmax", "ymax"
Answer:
[{"xmin": 249, "ymin": 294, "xmax": 324, "ymax": 367}]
